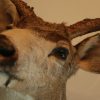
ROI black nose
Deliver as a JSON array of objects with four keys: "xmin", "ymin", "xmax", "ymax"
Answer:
[
  {"xmin": 0, "ymin": 35, "xmax": 18, "ymax": 66},
  {"xmin": 0, "ymin": 35, "xmax": 15, "ymax": 57}
]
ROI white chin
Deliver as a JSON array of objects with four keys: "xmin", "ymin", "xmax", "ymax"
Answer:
[{"xmin": 0, "ymin": 72, "xmax": 9, "ymax": 87}]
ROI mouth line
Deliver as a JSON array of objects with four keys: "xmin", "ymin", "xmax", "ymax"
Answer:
[{"xmin": 0, "ymin": 71, "xmax": 23, "ymax": 87}]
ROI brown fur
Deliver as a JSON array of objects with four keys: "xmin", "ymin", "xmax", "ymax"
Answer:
[{"xmin": 0, "ymin": 1, "xmax": 100, "ymax": 100}]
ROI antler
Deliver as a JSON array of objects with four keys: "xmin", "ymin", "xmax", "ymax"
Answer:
[
  {"xmin": 10, "ymin": 0, "xmax": 36, "ymax": 17},
  {"xmin": 11, "ymin": 0, "xmax": 100, "ymax": 39},
  {"xmin": 68, "ymin": 18, "xmax": 100, "ymax": 39},
  {"xmin": 10, "ymin": 0, "xmax": 48, "ymax": 28}
]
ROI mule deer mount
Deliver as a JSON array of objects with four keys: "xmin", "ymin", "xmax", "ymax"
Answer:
[{"xmin": 0, "ymin": 0, "xmax": 100, "ymax": 100}]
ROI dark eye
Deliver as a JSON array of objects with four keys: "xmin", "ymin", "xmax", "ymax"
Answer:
[{"xmin": 48, "ymin": 47, "xmax": 69, "ymax": 60}]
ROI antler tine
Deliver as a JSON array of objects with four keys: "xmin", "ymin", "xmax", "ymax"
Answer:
[
  {"xmin": 68, "ymin": 18, "xmax": 100, "ymax": 39},
  {"xmin": 11, "ymin": 0, "xmax": 36, "ymax": 18}
]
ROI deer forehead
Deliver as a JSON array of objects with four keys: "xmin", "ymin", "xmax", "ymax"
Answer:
[{"xmin": 1, "ymin": 28, "xmax": 56, "ymax": 51}]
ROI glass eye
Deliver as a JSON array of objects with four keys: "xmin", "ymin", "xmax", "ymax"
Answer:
[{"xmin": 48, "ymin": 47, "xmax": 69, "ymax": 60}]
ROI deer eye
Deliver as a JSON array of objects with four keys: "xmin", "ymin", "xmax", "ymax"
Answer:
[{"xmin": 48, "ymin": 47, "xmax": 69, "ymax": 60}]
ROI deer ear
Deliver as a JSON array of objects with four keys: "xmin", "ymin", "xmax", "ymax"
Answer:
[
  {"xmin": 0, "ymin": 0, "xmax": 19, "ymax": 30},
  {"xmin": 75, "ymin": 33, "xmax": 100, "ymax": 73}
]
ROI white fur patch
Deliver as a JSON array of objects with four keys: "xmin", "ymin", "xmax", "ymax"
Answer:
[{"xmin": 0, "ymin": 72, "xmax": 9, "ymax": 87}]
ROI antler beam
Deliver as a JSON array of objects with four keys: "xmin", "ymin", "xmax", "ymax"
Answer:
[{"xmin": 68, "ymin": 18, "xmax": 100, "ymax": 39}]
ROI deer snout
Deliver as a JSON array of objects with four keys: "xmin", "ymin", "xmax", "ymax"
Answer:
[{"xmin": 0, "ymin": 35, "xmax": 18, "ymax": 67}]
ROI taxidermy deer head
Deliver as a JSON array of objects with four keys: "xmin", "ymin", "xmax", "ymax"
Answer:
[{"xmin": 0, "ymin": 0, "xmax": 100, "ymax": 100}]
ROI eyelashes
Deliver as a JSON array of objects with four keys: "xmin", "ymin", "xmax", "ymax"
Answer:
[{"xmin": 48, "ymin": 47, "xmax": 69, "ymax": 60}]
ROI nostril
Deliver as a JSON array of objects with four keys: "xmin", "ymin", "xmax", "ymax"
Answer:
[
  {"xmin": 0, "ymin": 35, "xmax": 18, "ymax": 67},
  {"xmin": 0, "ymin": 35, "xmax": 15, "ymax": 57},
  {"xmin": 0, "ymin": 46, "xmax": 15, "ymax": 57}
]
